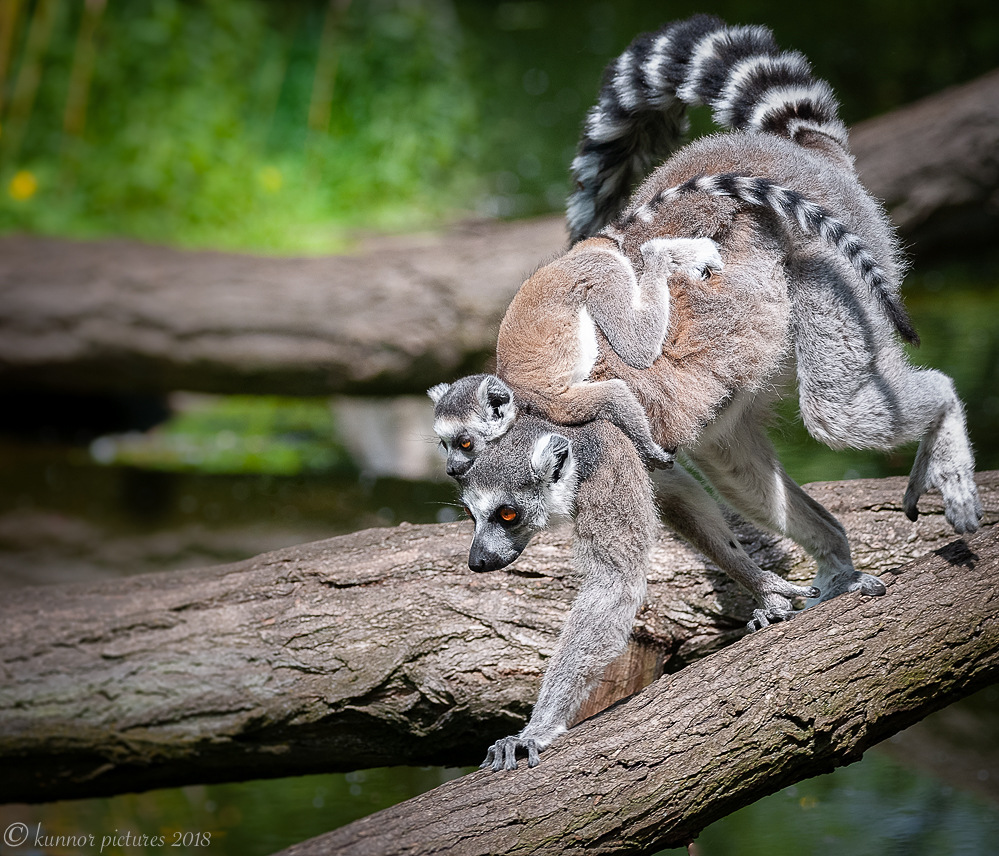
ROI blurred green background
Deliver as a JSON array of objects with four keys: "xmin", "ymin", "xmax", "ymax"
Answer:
[
  {"xmin": 1, "ymin": 0, "xmax": 998, "ymax": 854},
  {"xmin": 1, "ymin": 0, "xmax": 998, "ymax": 252}
]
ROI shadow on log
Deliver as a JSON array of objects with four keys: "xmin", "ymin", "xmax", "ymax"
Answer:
[
  {"xmin": 1, "ymin": 472, "xmax": 997, "ymax": 806},
  {"xmin": 1, "ymin": 70, "xmax": 997, "ymax": 398}
]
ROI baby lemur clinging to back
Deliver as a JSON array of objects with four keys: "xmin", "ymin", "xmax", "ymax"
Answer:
[
  {"xmin": 431, "ymin": 15, "xmax": 982, "ymax": 771},
  {"xmin": 431, "ymin": 235, "xmax": 725, "ymax": 475}
]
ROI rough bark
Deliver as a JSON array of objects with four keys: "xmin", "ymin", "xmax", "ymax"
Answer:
[
  {"xmin": 275, "ymin": 526, "xmax": 999, "ymax": 856},
  {"xmin": 1, "ymin": 70, "xmax": 997, "ymax": 398},
  {"xmin": 1, "ymin": 472, "xmax": 997, "ymax": 806}
]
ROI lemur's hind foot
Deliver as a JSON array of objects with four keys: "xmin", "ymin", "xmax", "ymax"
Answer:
[
  {"xmin": 903, "ymin": 417, "xmax": 982, "ymax": 534},
  {"xmin": 746, "ymin": 583, "xmax": 821, "ymax": 632},
  {"xmin": 481, "ymin": 736, "xmax": 543, "ymax": 771},
  {"xmin": 806, "ymin": 565, "xmax": 886, "ymax": 607}
]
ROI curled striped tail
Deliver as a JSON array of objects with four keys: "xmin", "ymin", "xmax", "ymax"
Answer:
[
  {"xmin": 612, "ymin": 173, "xmax": 919, "ymax": 345},
  {"xmin": 569, "ymin": 15, "xmax": 848, "ymax": 242}
]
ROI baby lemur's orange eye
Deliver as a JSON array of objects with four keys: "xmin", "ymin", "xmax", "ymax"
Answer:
[{"xmin": 459, "ymin": 438, "xmax": 473, "ymax": 450}]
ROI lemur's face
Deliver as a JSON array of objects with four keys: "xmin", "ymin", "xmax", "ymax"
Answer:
[
  {"xmin": 432, "ymin": 419, "xmax": 486, "ymax": 479},
  {"xmin": 459, "ymin": 428, "xmax": 578, "ymax": 573},
  {"xmin": 428, "ymin": 375, "xmax": 517, "ymax": 481}
]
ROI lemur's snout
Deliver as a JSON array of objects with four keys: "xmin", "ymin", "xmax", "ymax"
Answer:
[
  {"xmin": 447, "ymin": 459, "xmax": 473, "ymax": 479},
  {"xmin": 468, "ymin": 543, "xmax": 509, "ymax": 573}
]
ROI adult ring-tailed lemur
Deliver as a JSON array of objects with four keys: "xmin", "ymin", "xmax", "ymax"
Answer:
[{"xmin": 429, "ymin": 15, "xmax": 983, "ymax": 772}]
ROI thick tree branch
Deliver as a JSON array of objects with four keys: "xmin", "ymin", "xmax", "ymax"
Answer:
[
  {"xmin": 274, "ymin": 525, "xmax": 999, "ymax": 856},
  {"xmin": 1, "ymin": 70, "xmax": 996, "ymax": 397},
  {"xmin": 1, "ymin": 472, "xmax": 997, "ymax": 805}
]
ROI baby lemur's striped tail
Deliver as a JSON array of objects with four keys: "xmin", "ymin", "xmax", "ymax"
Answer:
[{"xmin": 568, "ymin": 15, "xmax": 848, "ymax": 242}]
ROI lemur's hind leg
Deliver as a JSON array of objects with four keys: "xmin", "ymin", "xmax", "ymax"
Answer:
[
  {"xmin": 686, "ymin": 396, "xmax": 883, "ymax": 613},
  {"xmin": 544, "ymin": 380, "xmax": 675, "ymax": 469},
  {"xmin": 791, "ymin": 264, "xmax": 982, "ymax": 534},
  {"xmin": 903, "ymin": 374, "xmax": 982, "ymax": 532},
  {"xmin": 653, "ymin": 464, "xmax": 818, "ymax": 631}
]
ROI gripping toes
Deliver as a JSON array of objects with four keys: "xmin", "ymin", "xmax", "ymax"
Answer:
[
  {"xmin": 647, "ymin": 444, "xmax": 676, "ymax": 470},
  {"xmin": 481, "ymin": 736, "xmax": 542, "ymax": 771},
  {"xmin": 851, "ymin": 573, "xmax": 886, "ymax": 596},
  {"xmin": 747, "ymin": 582, "xmax": 821, "ymax": 632},
  {"xmin": 748, "ymin": 604, "xmax": 798, "ymax": 632}
]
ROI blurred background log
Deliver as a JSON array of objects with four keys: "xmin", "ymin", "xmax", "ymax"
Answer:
[{"xmin": 1, "ymin": 70, "xmax": 997, "ymax": 398}]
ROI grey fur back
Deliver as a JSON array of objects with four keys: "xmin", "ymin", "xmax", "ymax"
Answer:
[
  {"xmin": 609, "ymin": 172, "xmax": 918, "ymax": 344},
  {"xmin": 568, "ymin": 15, "xmax": 848, "ymax": 242}
]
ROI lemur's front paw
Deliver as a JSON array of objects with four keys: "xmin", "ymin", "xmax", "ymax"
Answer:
[
  {"xmin": 747, "ymin": 604, "xmax": 799, "ymax": 632},
  {"xmin": 481, "ymin": 736, "xmax": 542, "ymax": 771}
]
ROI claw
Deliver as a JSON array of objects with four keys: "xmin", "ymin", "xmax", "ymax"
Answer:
[
  {"xmin": 747, "ymin": 606, "xmax": 799, "ymax": 632},
  {"xmin": 481, "ymin": 736, "xmax": 543, "ymax": 772}
]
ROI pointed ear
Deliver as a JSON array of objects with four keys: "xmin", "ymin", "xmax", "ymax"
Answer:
[
  {"xmin": 427, "ymin": 383, "xmax": 451, "ymax": 405},
  {"xmin": 530, "ymin": 433, "xmax": 572, "ymax": 483},
  {"xmin": 476, "ymin": 375, "xmax": 517, "ymax": 439}
]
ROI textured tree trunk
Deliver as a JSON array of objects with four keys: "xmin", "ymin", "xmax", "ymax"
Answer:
[
  {"xmin": 1, "ymin": 472, "xmax": 996, "ymax": 805},
  {"xmin": 274, "ymin": 526, "xmax": 999, "ymax": 856},
  {"xmin": 1, "ymin": 70, "xmax": 997, "ymax": 397}
]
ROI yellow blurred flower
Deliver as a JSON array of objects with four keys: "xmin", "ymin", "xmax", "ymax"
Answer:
[
  {"xmin": 9, "ymin": 170, "xmax": 38, "ymax": 201},
  {"xmin": 259, "ymin": 166, "xmax": 282, "ymax": 193}
]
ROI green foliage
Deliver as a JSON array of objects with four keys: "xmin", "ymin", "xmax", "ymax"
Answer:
[
  {"xmin": 0, "ymin": 0, "xmax": 481, "ymax": 252},
  {"xmin": 0, "ymin": 0, "xmax": 997, "ymax": 252},
  {"xmin": 94, "ymin": 394, "xmax": 353, "ymax": 475}
]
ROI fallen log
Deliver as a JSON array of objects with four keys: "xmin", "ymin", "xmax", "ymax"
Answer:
[
  {"xmin": 1, "ymin": 472, "xmax": 996, "ymax": 804},
  {"xmin": 851, "ymin": 68, "xmax": 999, "ymax": 256},
  {"xmin": 275, "ymin": 525, "xmax": 999, "ymax": 856},
  {"xmin": 1, "ymin": 70, "xmax": 997, "ymax": 398},
  {"xmin": 0, "ymin": 217, "xmax": 563, "ymax": 397}
]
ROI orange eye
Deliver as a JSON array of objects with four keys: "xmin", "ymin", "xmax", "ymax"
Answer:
[
  {"xmin": 463, "ymin": 505, "xmax": 474, "ymax": 520},
  {"xmin": 459, "ymin": 438, "xmax": 472, "ymax": 450},
  {"xmin": 498, "ymin": 506, "xmax": 519, "ymax": 526}
]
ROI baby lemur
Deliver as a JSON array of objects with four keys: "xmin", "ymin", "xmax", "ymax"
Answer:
[
  {"xmin": 431, "ymin": 15, "xmax": 983, "ymax": 771},
  {"xmin": 432, "ymin": 236, "xmax": 723, "ymax": 475}
]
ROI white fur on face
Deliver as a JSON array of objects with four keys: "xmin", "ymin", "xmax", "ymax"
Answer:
[
  {"xmin": 462, "ymin": 485, "xmax": 504, "ymax": 523},
  {"xmin": 432, "ymin": 416, "xmax": 466, "ymax": 445}
]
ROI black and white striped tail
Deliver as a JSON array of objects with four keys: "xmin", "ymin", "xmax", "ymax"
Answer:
[
  {"xmin": 610, "ymin": 173, "xmax": 919, "ymax": 346},
  {"xmin": 569, "ymin": 15, "xmax": 848, "ymax": 242}
]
